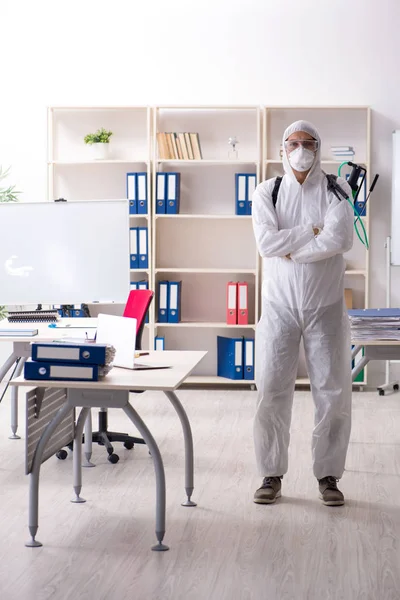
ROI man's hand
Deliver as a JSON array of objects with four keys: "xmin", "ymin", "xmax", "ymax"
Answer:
[
  {"xmin": 285, "ymin": 254, "xmax": 291, "ymax": 259},
  {"xmin": 313, "ymin": 226, "xmax": 322, "ymax": 236}
]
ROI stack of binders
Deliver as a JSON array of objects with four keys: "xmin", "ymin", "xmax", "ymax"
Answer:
[
  {"xmin": 226, "ymin": 282, "xmax": 249, "ymax": 325},
  {"xmin": 235, "ymin": 173, "xmax": 257, "ymax": 215},
  {"xmin": 156, "ymin": 172, "xmax": 180, "ymax": 214},
  {"xmin": 130, "ymin": 227, "xmax": 149, "ymax": 269},
  {"xmin": 127, "ymin": 172, "xmax": 148, "ymax": 214},
  {"xmin": 157, "ymin": 281, "xmax": 182, "ymax": 323},
  {"xmin": 24, "ymin": 341, "xmax": 116, "ymax": 382},
  {"xmin": 217, "ymin": 336, "xmax": 255, "ymax": 380}
]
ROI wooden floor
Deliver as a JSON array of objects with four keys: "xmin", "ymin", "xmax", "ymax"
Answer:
[{"xmin": 0, "ymin": 387, "xmax": 399, "ymax": 600}]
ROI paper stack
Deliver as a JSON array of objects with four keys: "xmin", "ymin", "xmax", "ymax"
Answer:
[
  {"xmin": 349, "ymin": 309, "xmax": 400, "ymax": 341},
  {"xmin": 331, "ymin": 146, "xmax": 355, "ymax": 162}
]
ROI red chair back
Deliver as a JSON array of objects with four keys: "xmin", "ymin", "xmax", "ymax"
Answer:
[{"xmin": 123, "ymin": 289, "xmax": 154, "ymax": 350}]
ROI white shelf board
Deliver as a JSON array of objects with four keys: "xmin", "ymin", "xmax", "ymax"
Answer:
[
  {"xmin": 155, "ymin": 214, "xmax": 252, "ymax": 220},
  {"xmin": 184, "ymin": 375, "xmax": 255, "ymax": 385},
  {"xmin": 265, "ymin": 159, "xmax": 367, "ymax": 165},
  {"xmin": 345, "ymin": 270, "xmax": 367, "ymax": 276},
  {"xmin": 155, "ymin": 268, "xmax": 257, "ymax": 274},
  {"xmin": 155, "ymin": 322, "xmax": 256, "ymax": 328},
  {"xmin": 156, "ymin": 159, "xmax": 258, "ymax": 165},
  {"xmin": 130, "ymin": 214, "xmax": 149, "ymax": 219},
  {"xmin": 130, "ymin": 269, "xmax": 150, "ymax": 274},
  {"xmin": 49, "ymin": 160, "xmax": 149, "ymax": 165}
]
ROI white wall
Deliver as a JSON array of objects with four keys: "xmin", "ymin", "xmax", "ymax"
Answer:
[{"xmin": 1, "ymin": 0, "xmax": 400, "ymax": 384}]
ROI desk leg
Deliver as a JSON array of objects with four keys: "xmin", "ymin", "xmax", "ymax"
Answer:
[
  {"xmin": 83, "ymin": 410, "xmax": 95, "ymax": 467},
  {"xmin": 26, "ymin": 402, "xmax": 73, "ymax": 548},
  {"xmin": 71, "ymin": 407, "xmax": 90, "ymax": 503},
  {"xmin": 123, "ymin": 403, "xmax": 169, "ymax": 552},
  {"xmin": 9, "ymin": 357, "xmax": 26, "ymax": 439},
  {"xmin": 352, "ymin": 355, "xmax": 369, "ymax": 382},
  {"xmin": 164, "ymin": 390, "xmax": 196, "ymax": 507}
]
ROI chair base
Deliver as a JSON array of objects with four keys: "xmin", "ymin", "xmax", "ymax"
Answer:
[{"xmin": 92, "ymin": 410, "xmax": 146, "ymax": 461}]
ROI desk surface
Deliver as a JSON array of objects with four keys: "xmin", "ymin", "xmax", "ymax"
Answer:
[
  {"xmin": 352, "ymin": 339, "xmax": 400, "ymax": 346},
  {"xmin": 11, "ymin": 351, "xmax": 207, "ymax": 392},
  {"xmin": 0, "ymin": 318, "xmax": 97, "ymax": 342}
]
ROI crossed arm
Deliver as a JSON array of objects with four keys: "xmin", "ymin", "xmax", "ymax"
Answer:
[{"xmin": 251, "ymin": 183, "xmax": 354, "ymax": 263}]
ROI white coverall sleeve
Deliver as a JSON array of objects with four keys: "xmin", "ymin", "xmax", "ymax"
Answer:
[
  {"xmin": 290, "ymin": 194, "xmax": 354, "ymax": 264},
  {"xmin": 252, "ymin": 183, "xmax": 315, "ymax": 258}
]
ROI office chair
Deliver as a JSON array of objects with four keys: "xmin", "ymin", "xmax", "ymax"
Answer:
[{"xmin": 91, "ymin": 289, "xmax": 154, "ymax": 463}]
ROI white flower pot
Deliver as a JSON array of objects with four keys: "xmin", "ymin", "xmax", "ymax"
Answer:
[{"xmin": 91, "ymin": 143, "xmax": 110, "ymax": 160}]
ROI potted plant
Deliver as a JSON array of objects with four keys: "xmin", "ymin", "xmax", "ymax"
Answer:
[
  {"xmin": 0, "ymin": 166, "xmax": 20, "ymax": 321},
  {"xmin": 84, "ymin": 127, "xmax": 113, "ymax": 160}
]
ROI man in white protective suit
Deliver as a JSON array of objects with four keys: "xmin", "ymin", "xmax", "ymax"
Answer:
[{"xmin": 251, "ymin": 120, "xmax": 354, "ymax": 506}]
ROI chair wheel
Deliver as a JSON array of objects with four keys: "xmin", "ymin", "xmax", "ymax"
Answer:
[
  {"xmin": 108, "ymin": 453, "xmax": 119, "ymax": 464},
  {"xmin": 124, "ymin": 441, "xmax": 134, "ymax": 450},
  {"xmin": 56, "ymin": 450, "xmax": 68, "ymax": 460},
  {"xmin": 394, "ymin": 384, "xmax": 399, "ymax": 391},
  {"xmin": 378, "ymin": 389, "xmax": 385, "ymax": 396}
]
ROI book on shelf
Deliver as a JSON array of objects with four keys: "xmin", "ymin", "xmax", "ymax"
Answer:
[{"xmin": 157, "ymin": 132, "xmax": 202, "ymax": 160}]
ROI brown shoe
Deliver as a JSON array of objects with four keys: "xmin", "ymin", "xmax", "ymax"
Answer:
[
  {"xmin": 254, "ymin": 477, "xmax": 282, "ymax": 504},
  {"xmin": 318, "ymin": 476, "xmax": 345, "ymax": 506}
]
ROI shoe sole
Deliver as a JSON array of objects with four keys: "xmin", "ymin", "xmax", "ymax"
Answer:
[
  {"xmin": 253, "ymin": 490, "xmax": 281, "ymax": 504},
  {"xmin": 319, "ymin": 493, "xmax": 344, "ymax": 506}
]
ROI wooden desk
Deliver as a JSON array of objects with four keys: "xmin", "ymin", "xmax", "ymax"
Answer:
[
  {"xmin": 11, "ymin": 350, "xmax": 206, "ymax": 552},
  {"xmin": 352, "ymin": 339, "xmax": 400, "ymax": 383}
]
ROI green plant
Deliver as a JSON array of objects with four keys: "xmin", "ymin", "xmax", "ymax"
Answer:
[
  {"xmin": 0, "ymin": 306, "xmax": 7, "ymax": 321},
  {"xmin": 0, "ymin": 166, "xmax": 21, "ymax": 203},
  {"xmin": 84, "ymin": 128, "xmax": 113, "ymax": 145}
]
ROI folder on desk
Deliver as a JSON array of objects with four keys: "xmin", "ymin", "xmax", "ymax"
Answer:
[
  {"xmin": 243, "ymin": 338, "xmax": 255, "ymax": 380},
  {"xmin": 31, "ymin": 342, "xmax": 109, "ymax": 365},
  {"xmin": 168, "ymin": 281, "xmax": 182, "ymax": 323},
  {"xmin": 130, "ymin": 227, "xmax": 139, "ymax": 269},
  {"xmin": 237, "ymin": 282, "xmax": 248, "ymax": 325},
  {"xmin": 156, "ymin": 172, "xmax": 167, "ymax": 214},
  {"xmin": 127, "ymin": 173, "xmax": 137, "ymax": 214},
  {"xmin": 137, "ymin": 172, "xmax": 148, "ymax": 214},
  {"xmin": 24, "ymin": 358, "xmax": 101, "ymax": 381},
  {"xmin": 235, "ymin": 174, "xmax": 247, "ymax": 215},
  {"xmin": 158, "ymin": 281, "xmax": 169, "ymax": 323},
  {"xmin": 138, "ymin": 227, "xmax": 149, "ymax": 269},
  {"xmin": 246, "ymin": 174, "xmax": 257, "ymax": 215},
  {"xmin": 217, "ymin": 336, "xmax": 243, "ymax": 380},
  {"xmin": 155, "ymin": 336, "xmax": 165, "ymax": 351},
  {"xmin": 166, "ymin": 173, "xmax": 180, "ymax": 214},
  {"xmin": 226, "ymin": 282, "xmax": 238, "ymax": 325}
]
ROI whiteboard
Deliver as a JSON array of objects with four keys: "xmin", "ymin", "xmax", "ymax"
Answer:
[
  {"xmin": 392, "ymin": 131, "xmax": 400, "ymax": 265},
  {"xmin": 0, "ymin": 200, "xmax": 130, "ymax": 304}
]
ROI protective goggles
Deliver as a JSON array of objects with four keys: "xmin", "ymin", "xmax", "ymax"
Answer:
[{"xmin": 284, "ymin": 139, "xmax": 319, "ymax": 153}]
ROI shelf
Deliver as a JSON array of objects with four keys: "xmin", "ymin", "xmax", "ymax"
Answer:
[
  {"xmin": 155, "ymin": 268, "xmax": 257, "ymax": 274},
  {"xmin": 184, "ymin": 375, "xmax": 256, "ymax": 385},
  {"xmin": 156, "ymin": 159, "xmax": 258, "ymax": 166},
  {"xmin": 265, "ymin": 160, "xmax": 367, "ymax": 165},
  {"xmin": 155, "ymin": 214, "xmax": 252, "ymax": 220},
  {"xmin": 130, "ymin": 269, "xmax": 150, "ymax": 274},
  {"xmin": 155, "ymin": 322, "xmax": 256, "ymax": 328},
  {"xmin": 345, "ymin": 270, "xmax": 367, "ymax": 276},
  {"xmin": 130, "ymin": 214, "xmax": 149, "ymax": 219},
  {"xmin": 49, "ymin": 160, "xmax": 149, "ymax": 165}
]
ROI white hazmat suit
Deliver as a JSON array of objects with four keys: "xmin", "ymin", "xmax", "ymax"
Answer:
[{"xmin": 252, "ymin": 120, "xmax": 354, "ymax": 481}]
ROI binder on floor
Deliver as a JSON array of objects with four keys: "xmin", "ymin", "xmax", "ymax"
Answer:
[
  {"xmin": 24, "ymin": 358, "xmax": 100, "ymax": 381},
  {"xmin": 246, "ymin": 174, "xmax": 257, "ymax": 215},
  {"xmin": 31, "ymin": 342, "xmax": 109, "ymax": 365},
  {"xmin": 130, "ymin": 227, "xmax": 139, "ymax": 269},
  {"xmin": 226, "ymin": 282, "xmax": 238, "ymax": 324},
  {"xmin": 217, "ymin": 336, "xmax": 244, "ymax": 380},
  {"xmin": 235, "ymin": 174, "xmax": 247, "ymax": 215},
  {"xmin": 127, "ymin": 173, "xmax": 137, "ymax": 214},
  {"xmin": 168, "ymin": 281, "xmax": 182, "ymax": 323},
  {"xmin": 243, "ymin": 338, "xmax": 255, "ymax": 380},
  {"xmin": 156, "ymin": 172, "xmax": 167, "ymax": 214},
  {"xmin": 138, "ymin": 227, "xmax": 149, "ymax": 269},
  {"xmin": 237, "ymin": 282, "xmax": 248, "ymax": 325},
  {"xmin": 155, "ymin": 336, "xmax": 165, "ymax": 351},
  {"xmin": 166, "ymin": 173, "xmax": 181, "ymax": 214},
  {"xmin": 137, "ymin": 172, "xmax": 148, "ymax": 214},
  {"xmin": 158, "ymin": 281, "xmax": 169, "ymax": 323}
]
